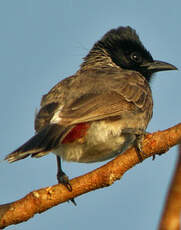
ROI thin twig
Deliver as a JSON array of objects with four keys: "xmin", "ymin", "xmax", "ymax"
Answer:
[{"xmin": 158, "ymin": 144, "xmax": 181, "ymax": 230}]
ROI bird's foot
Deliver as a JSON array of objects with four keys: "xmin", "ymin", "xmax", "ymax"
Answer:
[
  {"xmin": 57, "ymin": 171, "xmax": 77, "ymax": 206},
  {"xmin": 135, "ymin": 132, "xmax": 157, "ymax": 161},
  {"xmin": 135, "ymin": 132, "xmax": 148, "ymax": 162},
  {"xmin": 57, "ymin": 171, "xmax": 72, "ymax": 191}
]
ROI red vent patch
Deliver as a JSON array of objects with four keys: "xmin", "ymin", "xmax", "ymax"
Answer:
[{"xmin": 62, "ymin": 123, "xmax": 90, "ymax": 144}]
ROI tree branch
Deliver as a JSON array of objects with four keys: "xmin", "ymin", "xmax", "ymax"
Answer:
[
  {"xmin": 158, "ymin": 144, "xmax": 181, "ymax": 230},
  {"xmin": 1, "ymin": 123, "xmax": 181, "ymax": 228}
]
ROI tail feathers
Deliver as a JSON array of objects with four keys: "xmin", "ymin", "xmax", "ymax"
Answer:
[{"xmin": 5, "ymin": 124, "xmax": 71, "ymax": 163}]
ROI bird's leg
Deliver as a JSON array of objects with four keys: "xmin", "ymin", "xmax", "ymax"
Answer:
[
  {"xmin": 135, "ymin": 127, "xmax": 157, "ymax": 161},
  {"xmin": 136, "ymin": 134, "xmax": 159, "ymax": 161},
  {"xmin": 135, "ymin": 133, "xmax": 146, "ymax": 162},
  {"xmin": 56, "ymin": 156, "xmax": 77, "ymax": 206},
  {"xmin": 56, "ymin": 156, "xmax": 72, "ymax": 190},
  {"xmin": 122, "ymin": 128, "xmax": 148, "ymax": 162},
  {"xmin": 135, "ymin": 131, "xmax": 156, "ymax": 161}
]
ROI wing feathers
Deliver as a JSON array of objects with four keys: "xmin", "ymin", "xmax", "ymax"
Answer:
[{"xmin": 35, "ymin": 70, "xmax": 153, "ymax": 128}]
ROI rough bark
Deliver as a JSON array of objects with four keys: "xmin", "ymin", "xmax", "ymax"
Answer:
[{"xmin": 1, "ymin": 123, "xmax": 181, "ymax": 229}]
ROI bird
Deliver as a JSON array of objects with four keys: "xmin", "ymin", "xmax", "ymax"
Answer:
[{"xmin": 5, "ymin": 26, "xmax": 177, "ymax": 201}]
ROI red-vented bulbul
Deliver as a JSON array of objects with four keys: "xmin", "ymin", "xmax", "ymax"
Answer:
[{"xmin": 5, "ymin": 26, "xmax": 177, "ymax": 200}]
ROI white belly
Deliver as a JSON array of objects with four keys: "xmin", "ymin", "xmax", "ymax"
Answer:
[{"xmin": 53, "ymin": 114, "xmax": 147, "ymax": 163}]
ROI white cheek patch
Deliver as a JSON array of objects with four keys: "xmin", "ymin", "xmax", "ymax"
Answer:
[{"xmin": 50, "ymin": 105, "xmax": 63, "ymax": 124}]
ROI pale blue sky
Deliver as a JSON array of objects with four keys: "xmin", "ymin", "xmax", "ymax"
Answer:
[{"xmin": 0, "ymin": 1, "xmax": 180, "ymax": 229}]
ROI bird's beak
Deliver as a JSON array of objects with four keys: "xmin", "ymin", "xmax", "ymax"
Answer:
[{"xmin": 141, "ymin": 60, "xmax": 177, "ymax": 73}]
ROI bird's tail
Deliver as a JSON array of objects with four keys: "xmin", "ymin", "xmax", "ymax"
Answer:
[{"xmin": 5, "ymin": 124, "xmax": 71, "ymax": 163}]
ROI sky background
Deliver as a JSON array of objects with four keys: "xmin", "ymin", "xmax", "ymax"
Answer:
[{"xmin": 0, "ymin": 1, "xmax": 180, "ymax": 229}]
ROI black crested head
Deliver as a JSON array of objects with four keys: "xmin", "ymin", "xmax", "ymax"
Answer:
[{"xmin": 82, "ymin": 26, "xmax": 177, "ymax": 82}]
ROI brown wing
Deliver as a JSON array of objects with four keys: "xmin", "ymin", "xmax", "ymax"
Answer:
[{"xmin": 35, "ymin": 69, "xmax": 153, "ymax": 130}]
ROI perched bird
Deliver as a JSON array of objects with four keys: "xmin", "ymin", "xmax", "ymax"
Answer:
[{"xmin": 5, "ymin": 26, "xmax": 177, "ymax": 195}]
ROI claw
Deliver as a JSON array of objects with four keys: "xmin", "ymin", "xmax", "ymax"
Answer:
[
  {"xmin": 57, "ymin": 172, "xmax": 72, "ymax": 191},
  {"xmin": 57, "ymin": 171, "xmax": 77, "ymax": 206},
  {"xmin": 56, "ymin": 156, "xmax": 77, "ymax": 206},
  {"xmin": 135, "ymin": 133, "xmax": 147, "ymax": 162},
  {"xmin": 68, "ymin": 198, "xmax": 77, "ymax": 206}
]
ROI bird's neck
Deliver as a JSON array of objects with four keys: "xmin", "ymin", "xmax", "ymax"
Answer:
[{"xmin": 80, "ymin": 47, "xmax": 119, "ymax": 71}]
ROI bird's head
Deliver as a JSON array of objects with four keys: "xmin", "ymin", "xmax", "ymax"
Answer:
[{"xmin": 84, "ymin": 26, "xmax": 177, "ymax": 82}]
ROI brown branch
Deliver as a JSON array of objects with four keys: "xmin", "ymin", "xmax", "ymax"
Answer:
[
  {"xmin": 158, "ymin": 144, "xmax": 181, "ymax": 230},
  {"xmin": 1, "ymin": 123, "xmax": 181, "ymax": 228}
]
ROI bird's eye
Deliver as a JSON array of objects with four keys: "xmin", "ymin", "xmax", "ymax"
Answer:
[{"xmin": 130, "ymin": 52, "xmax": 142, "ymax": 64}]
